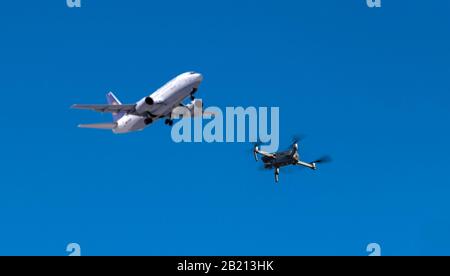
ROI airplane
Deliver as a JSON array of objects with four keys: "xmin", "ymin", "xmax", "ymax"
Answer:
[
  {"xmin": 71, "ymin": 71, "xmax": 204, "ymax": 134},
  {"xmin": 253, "ymin": 137, "xmax": 331, "ymax": 183}
]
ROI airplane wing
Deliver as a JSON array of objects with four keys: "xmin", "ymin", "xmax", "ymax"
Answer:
[
  {"xmin": 78, "ymin": 123, "xmax": 117, "ymax": 129},
  {"xmin": 71, "ymin": 104, "xmax": 135, "ymax": 113},
  {"xmin": 179, "ymin": 110, "xmax": 217, "ymax": 118},
  {"xmin": 171, "ymin": 100, "xmax": 217, "ymax": 118}
]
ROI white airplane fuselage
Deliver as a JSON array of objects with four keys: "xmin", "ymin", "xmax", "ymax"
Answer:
[{"xmin": 113, "ymin": 72, "xmax": 203, "ymax": 134}]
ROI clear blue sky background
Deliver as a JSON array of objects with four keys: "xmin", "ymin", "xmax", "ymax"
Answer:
[{"xmin": 0, "ymin": 1, "xmax": 449, "ymax": 256}]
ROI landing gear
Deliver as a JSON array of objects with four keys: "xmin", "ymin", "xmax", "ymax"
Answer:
[
  {"xmin": 144, "ymin": 118, "xmax": 153, "ymax": 125},
  {"xmin": 190, "ymin": 87, "xmax": 198, "ymax": 100},
  {"xmin": 164, "ymin": 119, "xmax": 174, "ymax": 126},
  {"xmin": 274, "ymin": 167, "xmax": 280, "ymax": 183}
]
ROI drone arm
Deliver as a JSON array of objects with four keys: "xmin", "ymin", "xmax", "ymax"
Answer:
[
  {"xmin": 296, "ymin": 160, "xmax": 317, "ymax": 170},
  {"xmin": 254, "ymin": 149, "xmax": 274, "ymax": 159}
]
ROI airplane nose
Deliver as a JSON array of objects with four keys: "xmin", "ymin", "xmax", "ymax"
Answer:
[{"xmin": 187, "ymin": 71, "xmax": 203, "ymax": 82}]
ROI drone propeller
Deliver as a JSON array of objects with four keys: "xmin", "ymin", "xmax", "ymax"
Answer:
[
  {"xmin": 291, "ymin": 134, "xmax": 305, "ymax": 144},
  {"xmin": 288, "ymin": 134, "xmax": 306, "ymax": 151},
  {"xmin": 312, "ymin": 155, "xmax": 332, "ymax": 164}
]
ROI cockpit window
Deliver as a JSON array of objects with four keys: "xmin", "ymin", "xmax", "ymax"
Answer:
[{"xmin": 189, "ymin": 71, "xmax": 196, "ymax": 74}]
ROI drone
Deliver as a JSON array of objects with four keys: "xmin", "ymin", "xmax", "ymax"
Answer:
[{"xmin": 253, "ymin": 137, "xmax": 331, "ymax": 183}]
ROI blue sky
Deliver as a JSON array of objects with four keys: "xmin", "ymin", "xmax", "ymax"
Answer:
[{"xmin": 0, "ymin": 1, "xmax": 449, "ymax": 255}]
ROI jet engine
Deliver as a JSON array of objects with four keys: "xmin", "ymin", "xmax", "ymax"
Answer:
[{"xmin": 135, "ymin": 96, "xmax": 154, "ymax": 114}]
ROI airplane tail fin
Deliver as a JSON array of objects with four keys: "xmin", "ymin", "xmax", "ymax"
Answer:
[{"xmin": 106, "ymin": 92, "xmax": 125, "ymax": 121}]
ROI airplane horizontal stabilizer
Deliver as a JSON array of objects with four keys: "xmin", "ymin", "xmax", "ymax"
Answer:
[
  {"xmin": 71, "ymin": 104, "xmax": 135, "ymax": 113},
  {"xmin": 78, "ymin": 123, "xmax": 117, "ymax": 130}
]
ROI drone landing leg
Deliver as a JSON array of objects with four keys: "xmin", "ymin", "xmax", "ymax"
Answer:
[{"xmin": 274, "ymin": 168, "xmax": 279, "ymax": 183}]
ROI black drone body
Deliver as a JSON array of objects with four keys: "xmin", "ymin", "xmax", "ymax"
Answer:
[{"xmin": 253, "ymin": 138, "xmax": 330, "ymax": 183}]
